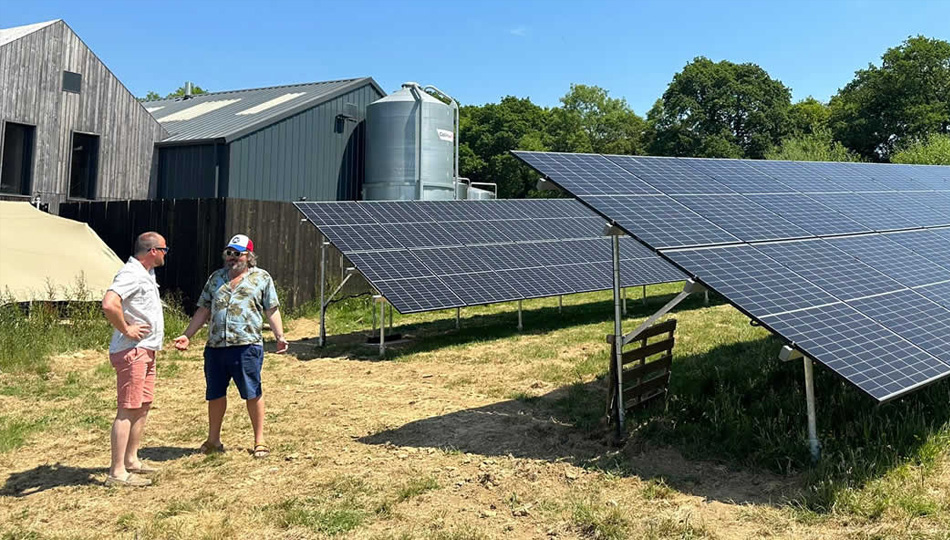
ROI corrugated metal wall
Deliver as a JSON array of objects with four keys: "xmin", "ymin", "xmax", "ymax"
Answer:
[
  {"xmin": 0, "ymin": 21, "xmax": 166, "ymax": 211},
  {"xmin": 156, "ymin": 143, "xmax": 228, "ymax": 199},
  {"xmin": 226, "ymin": 83, "xmax": 381, "ymax": 202}
]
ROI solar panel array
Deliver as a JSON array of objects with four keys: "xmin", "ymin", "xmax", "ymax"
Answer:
[
  {"xmin": 295, "ymin": 199, "xmax": 685, "ymax": 314},
  {"xmin": 513, "ymin": 151, "xmax": 950, "ymax": 402}
]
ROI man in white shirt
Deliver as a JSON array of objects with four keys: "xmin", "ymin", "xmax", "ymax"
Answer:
[{"xmin": 101, "ymin": 231, "xmax": 168, "ymax": 487}]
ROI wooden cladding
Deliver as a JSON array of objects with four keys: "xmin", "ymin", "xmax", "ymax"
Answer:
[{"xmin": 606, "ymin": 318, "xmax": 677, "ymax": 425}]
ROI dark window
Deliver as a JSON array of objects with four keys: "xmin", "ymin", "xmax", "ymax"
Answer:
[
  {"xmin": 69, "ymin": 133, "xmax": 99, "ymax": 199},
  {"xmin": 0, "ymin": 122, "xmax": 35, "ymax": 195},
  {"xmin": 63, "ymin": 71, "xmax": 82, "ymax": 93}
]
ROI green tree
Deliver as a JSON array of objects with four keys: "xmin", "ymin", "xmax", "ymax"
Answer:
[
  {"xmin": 647, "ymin": 57, "xmax": 792, "ymax": 159},
  {"xmin": 766, "ymin": 128, "xmax": 861, "ymax": 162},
  {"xmin": 165, "ymin": 84, "xmax": 208, "ymax": 99},
  {"xmin": 788, "ymin": 97, "xmax": 831, "ymax": 136},
  {"xmin": 829, "ymin": 36, "xmax": 950, "ymax": 161},
  {"xmin": 459, "ymin": 96, "xmax": 552, "ymax": 198},
  {"xmin": 891, "ymin": 133, "xmax": 950, "ymax": 165},
  {"xmin": 548, "ymin": 84, "xmax": 647, "ymax": 155},
  {"xmin": 138, "ymin": 90, "xmax": 162, "ymax": 102}
]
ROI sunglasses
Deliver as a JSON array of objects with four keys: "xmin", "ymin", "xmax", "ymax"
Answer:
[
  {"xmin": 224, "ymin": 249, "xmax": 247, "ymax": 257},
  {"xmin": 153, "ymin": 246, "xmax": 169, "ymax": 254}
]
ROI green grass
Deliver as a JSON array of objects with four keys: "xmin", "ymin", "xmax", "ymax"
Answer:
[
  {"xmin": 0, "ymin": 415, "xmax": 49, "ymax": 453},
  {"xmin": 571, "ymin": 499, "xmax": 629, "ymax": 540},
  {"xmin": 395, "ymin": 476, "xmax": 440, "ymax": 502}
]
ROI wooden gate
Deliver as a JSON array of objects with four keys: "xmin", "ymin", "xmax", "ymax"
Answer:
[{"xmin": 606, "ymin": 318, "xmax": 677, "ymax": 427}]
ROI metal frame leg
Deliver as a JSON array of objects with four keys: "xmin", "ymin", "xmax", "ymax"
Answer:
[
  {"xmin": 388, "ymin": 304, "xmax": 393, "ymax": 332},
  {"xmin": 517, "ymin": 300, "xmax": 523, "ymax": 331},
  {"xmin": 610, "ymin": 235, "xmax": 625, "ymax": 436},
  {"xmin": 803, "ymin": 356, "xmax": 821, "ymax": 461},
  {"xmin": 456, "ymin": 307, "xmax": 460, "ymax": 329},
  {"xmin": 704, "ymin": 290, "xmax": 709, "ymax": 304},
  {"xmin": 622, "ymin": 287, "xmax": 627, "ymax": 316},
  {"xmin": 319, "ymin": 240, "xmax": 328, "ymax": 347},
  {"xmin": 378, "ymin": 297, "xmax": 386, "ymax": 357},
  {"xmin": 642, "ymin": 284, "xmax": 647, "ymax": 306},
  {"xmin": 558, "ymin": 295, "xmax": 562, "ymax": 313}
]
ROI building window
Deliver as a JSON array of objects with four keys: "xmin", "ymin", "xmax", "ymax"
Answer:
[
  {"xmin": 0, "ymin": 122, "xmax": 35, "ymax": 195},
  {"xmin": 69, "ymin": 132, "xmax": 99, "ymax": 199},
  {"xmin": 63, "ymin": 71, "xmax": 82, "ymax": 94}
]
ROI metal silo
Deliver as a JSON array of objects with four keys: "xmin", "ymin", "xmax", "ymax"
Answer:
[{"xmin": 363, "ymin": 82, "xmax": 457, "ymax": 201}]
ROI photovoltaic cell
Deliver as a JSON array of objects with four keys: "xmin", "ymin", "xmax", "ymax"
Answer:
[
  {"xmin": 825, "ymin": 234, "xmax": 950, "ymax": 288},
  {"xmin": 440, "ymin": 272, "xmax": 522, "ymax": 305},
  {"xmin": 585, "ymin": 195, "xmax": 740, "ymax": 248},
  {"xmin": 665, "ymin": 245, "xmax": 838, "ymax": 317},
  {"xmin": 512, "ymin": 150, "xmax": 950, "ymax": 401},
  {"xmin": 374, "ymin": 277, "xmax": 464, "ymax": 313},
  {"xmin": 760, "ymin": 303, "xmax": 950, "ymax": 401},
  {"xmin": 607, "ymin": 155, "xmax": 737, "ymax": 194},
  {"xmin": 850, "ymin": 289, "xmax": 950, "ymax": 364},
  {"xmin": 514, "ymin": 151, "xmax": 660, "ymax": 195},
  {"xmin": 672, "ymin": 194, "xmax": 812, "ymax": 241},
  {"xmin": 319, "ymin": 225, "xmax": 402, "ymax": 253}
]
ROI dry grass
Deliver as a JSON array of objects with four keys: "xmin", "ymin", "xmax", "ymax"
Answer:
[{"xmin": 2, "ymin": 286, "xmax": 950, "ymax": 539}]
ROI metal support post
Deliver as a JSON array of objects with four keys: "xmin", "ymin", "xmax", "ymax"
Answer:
[
  {"xmin": 388, "ymin": 304, "xmax": 393, "ymax": 332},
  {"xmin": 455, "ymin": 307, "xmax": 460, "ymax": 329},
  {"xmin": 622, "ymin": 287, "xmax": 627, "ymax": 316},
  {"xmin": 642, "ymin": 284, "xmax": 647, "ymax": 306},
  {"xmin": 377, "ymin": 296, "xmax": 386, "ymax": 357},
  {"xmin": 803, "ymin": 356, "xmax": 821, "ymax": 461},
  {"xmin": 610, "ymin": 234, "xmax": 625, "ymax": 435},
  {"xmin": 319, "ymin": 240, "xmax": 329, "ymax": 347},
  {"xmin": 517, "ymin": 300, "xmax": 523, "ymax": 331},
  {"xmin": 704, "ymin": 290, "xmax": 709, "ymax": 304},
  {"xmin": 558, "ymin": 295, "xmax": 563, "ymax": 313}
]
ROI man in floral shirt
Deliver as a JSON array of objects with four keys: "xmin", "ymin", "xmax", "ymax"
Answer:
[{"xmin": 174, "ymin": 234, "xmax": 288, "ymax": 458}]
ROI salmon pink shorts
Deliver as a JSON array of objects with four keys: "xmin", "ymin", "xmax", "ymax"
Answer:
[{"xmin": 110, "ymin": 347, "xmax": 156, "ymax": 409}]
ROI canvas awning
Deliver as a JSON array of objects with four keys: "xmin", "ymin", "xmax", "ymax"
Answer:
[{"xmin": 0, "ymin": 202, "xmax": 123, "ymax": 302}]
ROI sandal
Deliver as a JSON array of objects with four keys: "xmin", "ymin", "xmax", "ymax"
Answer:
[
  {"xmin": 198, "ymin": 441, "xmax": 225, "ymax": 455},
  {"xmin": 253, "ymin": 444, "xmax": 270, "ymax": 459}
]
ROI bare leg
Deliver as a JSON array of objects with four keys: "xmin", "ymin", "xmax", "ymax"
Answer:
[
  {"xmin": 110, "ymin": 407, "xmax": 137, "ymax": 477},
  {"xmin": 207, "ymin": 397, "xmax": 227, "ymax": 445},
  {"xmin": 124, "ymin": 403, "xmax": 150, "ymax": 469},
  {"xmin": 246, "ymin": 395, "xmax": 265, "ymax": 447}
]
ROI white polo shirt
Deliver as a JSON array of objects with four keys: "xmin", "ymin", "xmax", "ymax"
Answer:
[{"xmin": 107, "ymin": 257, "xmax": 164, "ymax": 353}]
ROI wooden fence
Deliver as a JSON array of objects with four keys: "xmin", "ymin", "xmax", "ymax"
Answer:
[{"xmin": 59, "ymin": 198, "xmax": 362, "ymax": 311}]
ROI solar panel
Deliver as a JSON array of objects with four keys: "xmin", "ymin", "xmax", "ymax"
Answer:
[
  {"xmin": 296, "ymin": 198, "xmax": 686, "ymax": 315},
  {"xmin": 513, "ymin": 150, "xmax": 950, "ymax": 401}
]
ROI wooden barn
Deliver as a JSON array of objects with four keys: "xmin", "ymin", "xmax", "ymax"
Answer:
[{"xmin": 0, "ymin": 20, "xmax": 166, "ymax": 213}]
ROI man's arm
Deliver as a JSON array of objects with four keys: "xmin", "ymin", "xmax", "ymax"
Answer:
[
  {"xmin": 102, "ymin": 290, "xmax": 150, "ymax": 340},
  {"xmin": 265, "ymin": 306, "xmax": 289, "ymax": 354},
  {"xmin": 172, "ymin": 307, "xmax": 211, "ymax": 350}
]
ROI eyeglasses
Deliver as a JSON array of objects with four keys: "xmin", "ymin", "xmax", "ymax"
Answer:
[
  {"xmin": 153, "ymin": 246, "xmax": 169, "ymax": 254},
  {"xmin": 224, "ymin": 249, "xmax": 247, "ymax": 257}
]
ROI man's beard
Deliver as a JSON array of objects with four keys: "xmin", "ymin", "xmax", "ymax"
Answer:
[{"xmin": 227, "ymin": 260, "xmax": 247, "ymax": 273}]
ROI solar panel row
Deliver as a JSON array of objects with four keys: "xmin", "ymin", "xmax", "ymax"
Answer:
[
  {"xmin": 513, "ymin": 150, "xmax": 950, "ymax": 401},
  {"xmin": 296, "ymin": 199, "xmax": 685, "ymax": 314}
]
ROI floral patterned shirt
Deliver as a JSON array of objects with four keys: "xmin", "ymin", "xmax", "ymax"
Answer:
[{"xmin": 197, "ymin": 267, "xmax": 279, "ymax": 348}]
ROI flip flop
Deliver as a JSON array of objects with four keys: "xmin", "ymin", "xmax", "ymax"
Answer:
[
  {"xmin": 105, "ymin": 473, "xmax": 152, "ymax": 487},
  {"xmin": 253, "ymin": 444, "xmax": 270, "ymax": 459},
  {"xmin": 198, "ymin": 441, "xmax": 225, "ymax": 454}
]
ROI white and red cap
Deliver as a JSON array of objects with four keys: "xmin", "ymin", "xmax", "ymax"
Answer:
[{"xmin": 227, "ymin": 234, "xmax": 254, "ymax": 252}]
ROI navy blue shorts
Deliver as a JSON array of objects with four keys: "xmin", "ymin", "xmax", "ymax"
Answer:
[{"xmin": 203, "ymin": 345, "xmax": 263, "ymax": 401}]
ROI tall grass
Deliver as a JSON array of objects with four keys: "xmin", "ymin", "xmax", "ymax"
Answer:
[{"xmin": 0, "ymin": 283, "xmax": 192, "ymax": 375}]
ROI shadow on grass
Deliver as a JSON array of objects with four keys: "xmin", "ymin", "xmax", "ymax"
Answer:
[
  {"xmin": 294, "ymin": 288, "xmax": 720, "ymax": 362},
  {"xmin": 1, "ymin": 463, "xmax": 101, "ymax": 496},
  {"xmin": 139, "ymin": 446, "xmax": 195, "ymax": 462},
  {"xmin": 359, "ymin": 334, "xmax": 950, "ymax": 510}
]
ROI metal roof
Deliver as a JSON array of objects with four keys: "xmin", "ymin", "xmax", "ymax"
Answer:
[
  {"xmin": 145, "ymin": 78, "xmax": 384, "ymax": 144},
  {"xmin": 0, "ymin": 20, "xmax": 60, "ymax": 47}
]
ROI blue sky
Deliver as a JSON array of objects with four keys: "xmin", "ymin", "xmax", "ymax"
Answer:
[{"xmin": 3, "ymin": 0, "xmax": 949, "ymax": 114}]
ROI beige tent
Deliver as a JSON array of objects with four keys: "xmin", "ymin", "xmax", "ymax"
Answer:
[{"xmin": 0, "ymin": 202, "xmax": 123, "ymax": 302}]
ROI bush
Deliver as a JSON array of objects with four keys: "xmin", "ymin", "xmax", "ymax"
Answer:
[{"xmin": 891, "ymin": 133, "xmax": 950, "ymax": 165}]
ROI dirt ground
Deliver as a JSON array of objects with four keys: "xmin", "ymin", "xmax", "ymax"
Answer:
[{"xmin": 0, "ymin": 316, "xmax": 936, "ymax": 539}]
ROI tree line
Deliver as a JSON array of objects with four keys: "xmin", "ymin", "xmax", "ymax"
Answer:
[{"xmin": 459, "ymin": 36, "xmax": 950, "ymax": 198}]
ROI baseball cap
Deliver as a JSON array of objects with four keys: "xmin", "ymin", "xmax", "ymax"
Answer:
[{"xmin": 227, "ymin": 234, "xmax": 254, "ymax": 252}]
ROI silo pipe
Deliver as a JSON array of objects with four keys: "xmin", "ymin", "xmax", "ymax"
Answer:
[{"xmin": 424, "ymin": 85, "xmax": 460, "ymax": 199}]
